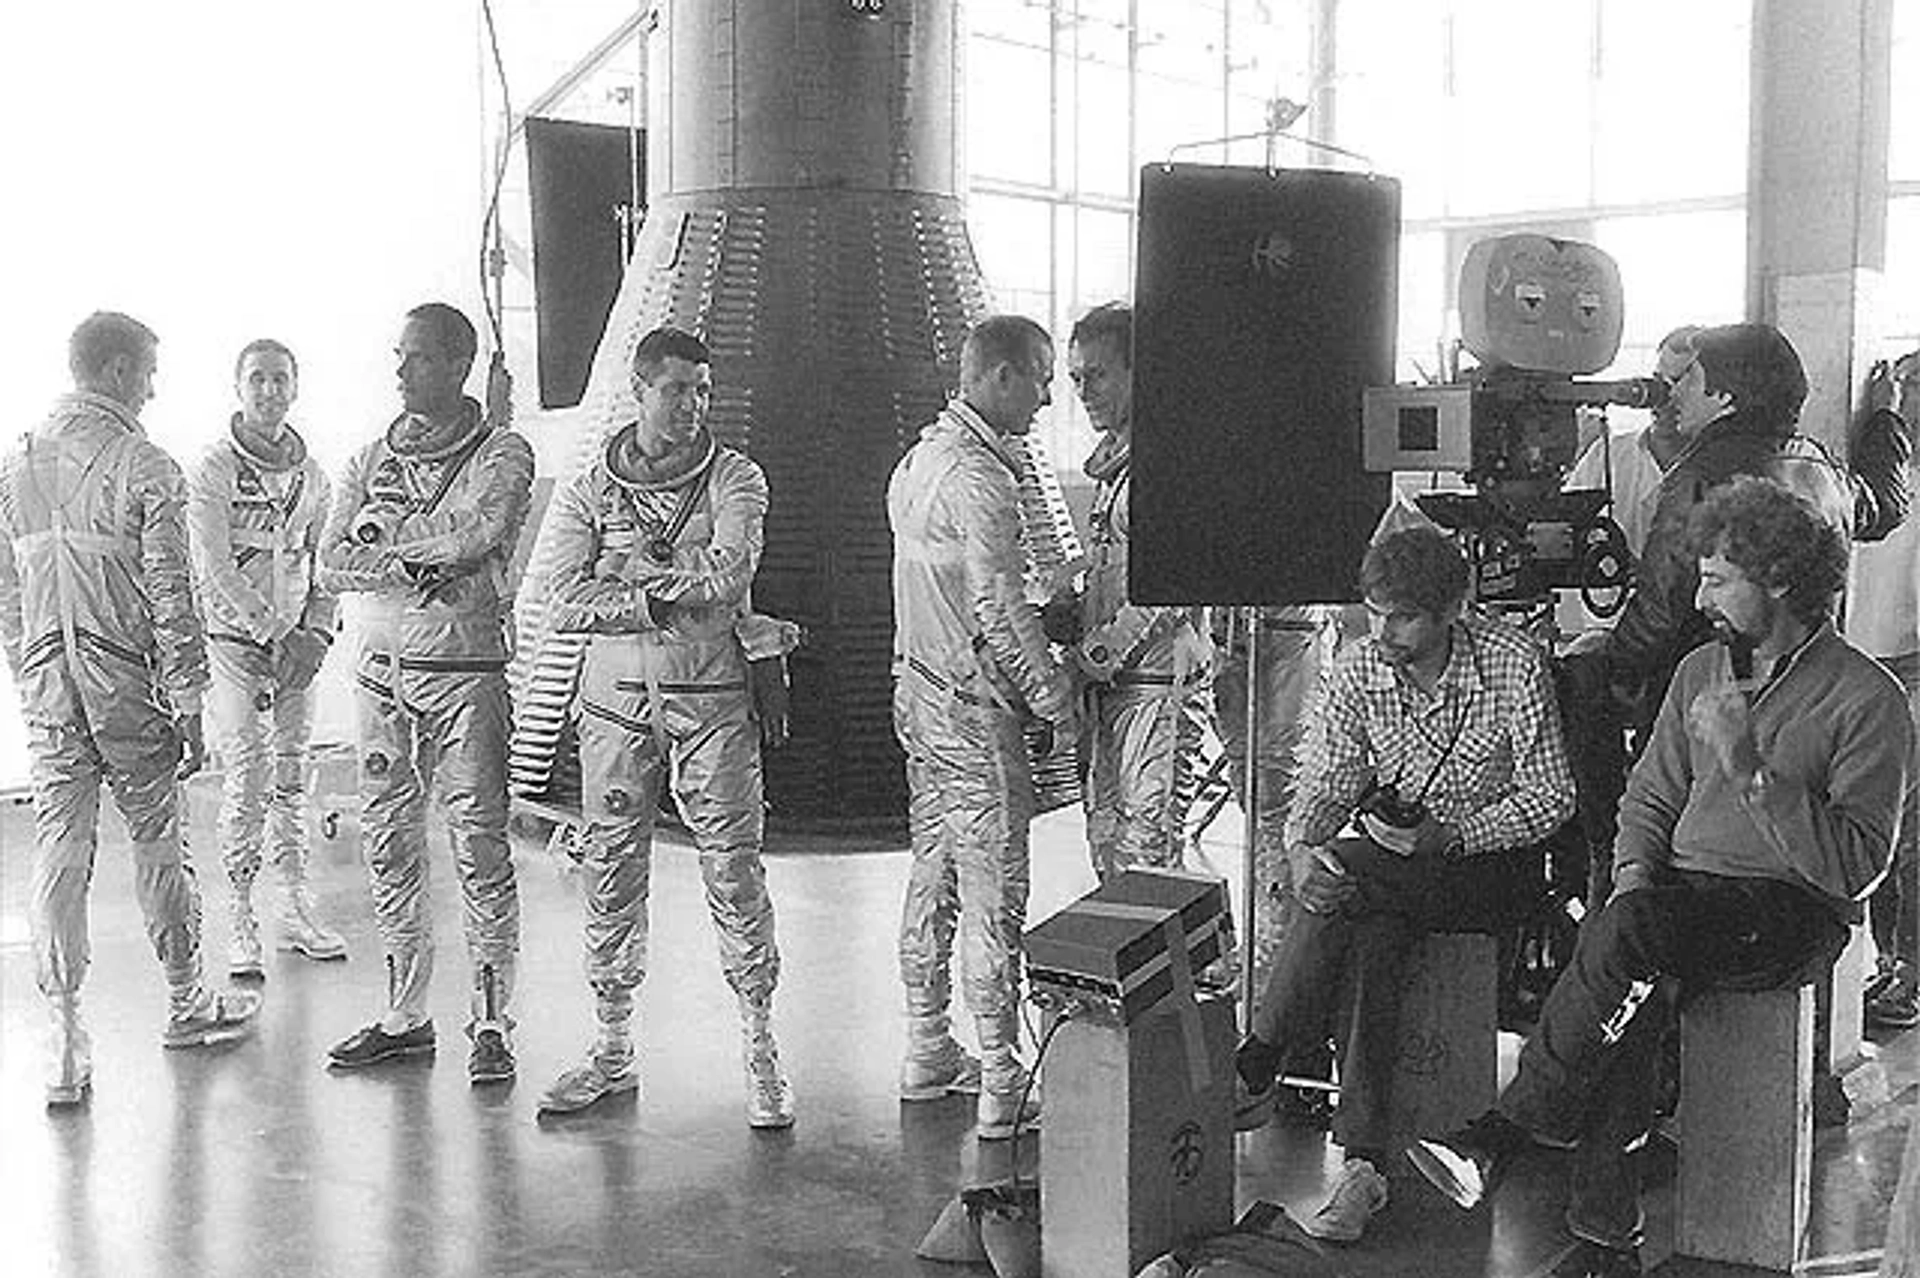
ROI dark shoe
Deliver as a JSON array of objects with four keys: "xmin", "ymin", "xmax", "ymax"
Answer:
[
  {"xmin": 1864, "ymin": 956, "xmax": 1899, "ymax": 1004},
  {"xmin": 468, "ymin": 1023, "xmax": 516, "ymax": 1085},
  {"xmin": 1276, "ymin": 1082, "xmax": 1336, "ymax": 1130},
  {"xmin": 327, "ymin": 1021, "xmax": 436, "ymax": 1070},
  {"xmin": 1232, "ymin": 1036, "xmax": 1284, "ymax": 1131},
  {"xmin": 1547, "ymin": 1238, "xmax": 1642, "ymax": 1277},
  {"xmin": 1407, "ymin": 1111, "xmax": 1532, "ymax": 1209},
  {"xmin": 1233, "ymin": 1074, "xmax": 1278, "ymax": 1131},
  {"xmin": 1865, "ymin": 963, "xmax": 1918, "ymax": 1030}
]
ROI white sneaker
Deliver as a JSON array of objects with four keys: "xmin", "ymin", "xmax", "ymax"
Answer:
[
  {"xmin": 744, "ymin": 1039, "xmax": 795, "ymax": 1129},
  {"xmin": 539, "ymin": 1048, "xmax": 639, "ymax": 1115},
  {"xmin": 745, "ymin": 1059, "xmax": 795, "ymax": 1129},
  {"xmin": 46, "ymin": 1001, "xmax": 92, "ymax": 1108},
  {"xmin": 277, "ymin": 890, "xmax": 347, "ymax": 961},
  {"xmin": 164, "ymin": 988, "xmax": 263, "ymax": 1049},
  {"xmin": 900, "ymin": 1038, "xmax": 983, "ymax": 1101},
  {"xmin": 1299, "ymin": 1158, "xmax": 1389, "ymax": 1242}
]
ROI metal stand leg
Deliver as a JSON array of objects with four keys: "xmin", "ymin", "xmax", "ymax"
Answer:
[{"xmin": 1240, "ymin": 606, "xmax": 1261, "ymax": 1028}]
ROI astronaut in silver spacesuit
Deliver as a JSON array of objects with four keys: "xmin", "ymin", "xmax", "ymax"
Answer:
[
  {"xmin": 1062, "ymin": 302, "xmax": 1212, "ymax": 881},
  {"xmin": 890, "ymin": 314, "xmax": 1077, "ymax": 1140},
  {"xmin": 0, "ymin": 311, "xmax": 261, "ymax": 1107},
  {"xmin": 319, "ymin": 303, "xmax": 532, "ymax": 1086},
  {"xmin": 533, "ymin": 326, "xmax": 795, "ymax": 1129},
  {"xmin": 187, "ymin": 338, "xmax": 345, "ymax": 979}
]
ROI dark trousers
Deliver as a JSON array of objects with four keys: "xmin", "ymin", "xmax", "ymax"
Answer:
[
  {"xmin": 1498, "ymin": 871, "xmax": 1845, "ymax": 1249},
  {"xmin": 1248, "ymin": 836, "xmax": 1544, "ymax": 1155},
  {"xmin": 1868, "ymin": 651, "xmax": 1919, "ymax": 970}
]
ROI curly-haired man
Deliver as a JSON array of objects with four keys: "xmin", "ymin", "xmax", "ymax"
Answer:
[{"xmin": 1411, "ymin": 475, "xmax": 1914, "ymax": 1278}]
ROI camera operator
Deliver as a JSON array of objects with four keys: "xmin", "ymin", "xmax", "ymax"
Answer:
[
  {"xmin": 1232, "ymin": 526, "xmax": 1575, "ymax": 1244},
  {"xmin": 1563, "ymin": 326, "xmax": 1699, "ymax": 564},
  {"xmin": 1605, "ymin": 322, "xmax": 1904, "ymax": 736}
]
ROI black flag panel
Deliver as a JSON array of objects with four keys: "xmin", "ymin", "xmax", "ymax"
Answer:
[
  {"xmin": 525, "ymin": 116, "xmax": 644, "ymax": 410},
  {"xmin": 1131, "ymin": 164, "xmax": 1400, "ymax": 605}
]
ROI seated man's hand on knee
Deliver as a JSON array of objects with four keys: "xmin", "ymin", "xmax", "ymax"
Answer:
[
  {"xmin": 1287, "ymin": 843, "xmax": 1356, "ymax": 915},
  {"xmin": 1607, "ymin": 860, "xmax": 1657, "ymax": 904}
]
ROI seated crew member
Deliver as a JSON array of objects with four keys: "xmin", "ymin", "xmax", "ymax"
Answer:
[
  {"xmin": 1579, "ymin": 323, "xmax": 1908, "ymax": 1124},
  {"xmin": 1233, "ymin": 526, "xmax": 1576, "ymax": 1244},
  {"xmin": 1410, "ymin": 476, "xmax": 1913, "ymax": 1278}
]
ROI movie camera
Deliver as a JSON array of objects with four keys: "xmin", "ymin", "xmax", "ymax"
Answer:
[
  {"xmin": 1362, "ymin": 234, "xmax": 1652, "ymax": 612},
  {"xmin": 1354, "ymin": 777, "xmax": 1428, "ymax": 831}
]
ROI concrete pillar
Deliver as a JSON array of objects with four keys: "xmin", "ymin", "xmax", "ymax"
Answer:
[
  {"xmin": 1747, "ymin": 2, "xmax": 1894, "ymax": 1084},
  {"xmin": 1746, "ymin": 0, "xmax": 1895, "ymax": 455}
]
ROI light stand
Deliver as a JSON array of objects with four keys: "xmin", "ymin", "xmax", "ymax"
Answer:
[{"xmin": 1238, "ymin": 605, "xmax": 1261, "ymax": 1028}]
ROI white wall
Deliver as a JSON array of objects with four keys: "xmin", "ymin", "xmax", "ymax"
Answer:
[{"xmin": 0, "ymin": 2, "xmax": 499, "ymax": 783}]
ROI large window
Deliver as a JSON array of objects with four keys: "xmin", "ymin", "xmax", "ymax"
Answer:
[
  {"xmin": 1887, "ymin": 0, "xmax": 1920, "ymax": 347},
  {"xmin": 1335, "ymin": 0, "xmax": 1752, "ymax": 377},
  {"xmin": 966, "ymin": 0, "xmax": 1305, "ymax": 471},
  {"xmin": 962, "ymin": 0, "xmax": 1803, "ymax": 481}
]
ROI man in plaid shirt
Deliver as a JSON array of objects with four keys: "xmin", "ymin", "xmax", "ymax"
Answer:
[{"xmin": 1233, "ymin": 525, "xmax": 1575, "ymax": 1244}]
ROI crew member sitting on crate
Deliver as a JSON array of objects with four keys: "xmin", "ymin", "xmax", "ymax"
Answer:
[
  {"xmin": 1233, "ymin": 525, "xmax": 1577, "ymax": 1244},
  {"xmin": 1409, "ymin": 476, "xmax": 1914, "ymax": 1278}
]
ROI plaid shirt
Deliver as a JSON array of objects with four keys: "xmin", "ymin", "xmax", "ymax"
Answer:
[{"xmin": 1286, "ymin": 610, "xmax": 1575, "ymax": 856}]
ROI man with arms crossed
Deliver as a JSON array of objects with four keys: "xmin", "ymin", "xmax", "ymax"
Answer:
[
  {"xmin": 320, "ymin": 303, "xmax": 532, "ymax": 1086},
  {"xmin": 534, "ymin": 326, "xmax": 795, "ymax": 1129}
]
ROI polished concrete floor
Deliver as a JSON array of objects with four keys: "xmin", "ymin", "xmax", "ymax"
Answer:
[{"xmin": 1, "ymin": 764, "xmax": 1913, "ymax": 1278}]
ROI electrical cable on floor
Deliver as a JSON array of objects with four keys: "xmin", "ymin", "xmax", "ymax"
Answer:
[{"xmin": 1005, "ymin": 1001, "xmax": 1072, "ymax": 1170}]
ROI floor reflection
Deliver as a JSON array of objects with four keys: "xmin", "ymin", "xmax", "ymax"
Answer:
[{"xmin": 0, "ymin": 795, "xmax": 1911, "ymax": 1278}]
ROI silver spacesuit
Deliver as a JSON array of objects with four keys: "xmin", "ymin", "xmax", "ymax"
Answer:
[
  {"xmin": 1076, "ymin": 432, "xmax": 1212, "ymax": 880},
  {"xmin": 537, "ymin": 423, "xmax": 792, "ymax": 1127},
  {"xmin": 318, "ymin": 395, "xmax": 531, "ymax": 1060},
  {"xmin": 1210, "ymin": 605, "xmax": 1327, "ymax": 986},
  {"xmin": 187, "ymin": 416, "xmax": 343, "ymax": 973},
  {"xmin": 890, "ymin": 397, "xmax": 1074, "ymax": 1138},
  {"xmin": 0, "ymin": 386, "xmax": 259, "ymax": 1106}
]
